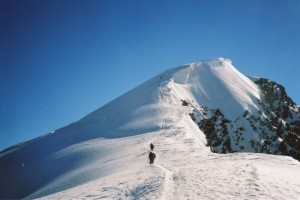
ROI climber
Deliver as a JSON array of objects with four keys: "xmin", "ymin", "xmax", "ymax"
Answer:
[
  {"xmin": 150, "ymin": 143, "xmax": 154, "ymax": 151},
  {"xmin": 149, "ymin": 152, "xmax": 156, "ymax": 164}
]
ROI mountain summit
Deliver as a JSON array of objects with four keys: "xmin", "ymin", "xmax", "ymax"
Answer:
[
  {"xmin": 1, "ymin": 58, "xmax": 300, "ymax": 199},
  {"xmin": 177, "ymin": 58, "xmax": 300, "ymax": 159}
]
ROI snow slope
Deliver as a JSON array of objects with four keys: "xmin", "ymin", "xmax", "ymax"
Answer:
[
  {"xmin": 1, "ymin": 58, "xmax": 300, "ymax": 199},
  {"xmin": 172, "ymin": 58, "xmax": 260, "ymax": 119}
]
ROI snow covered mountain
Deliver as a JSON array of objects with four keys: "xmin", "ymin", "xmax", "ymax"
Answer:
[
  {"xmin": 1, "ymin": 58, "xmax": 300, "ymax": 199},
  {"xmin": 185, "ymin": 61, "xmax": 300, "ymax": 160}
]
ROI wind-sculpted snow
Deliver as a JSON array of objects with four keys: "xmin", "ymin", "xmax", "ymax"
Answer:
[{"xmin": 1, "ymin": 58, "xmax": 300, "ymax": 199}]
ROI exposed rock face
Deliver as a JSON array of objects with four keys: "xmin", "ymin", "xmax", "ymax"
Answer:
[
  {"xmin": 198, "ymin": 108, "xmax": 232, "ymax": 153},
  {"xmin": 253, "ymin": 78, "xmax": 300, "ymax": 160},
  {"xmin": 190, "ymin": 78, "xmax": 300, "ymax": 161}
]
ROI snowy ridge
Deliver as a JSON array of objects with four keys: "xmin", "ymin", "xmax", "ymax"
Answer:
[
  {"xmin": 1, "ymin": 58, "xmax": 300, "ymax": 199},
  {"xmin": 172, "ymin": 58, "xmax": 261, "ymax": 119}
]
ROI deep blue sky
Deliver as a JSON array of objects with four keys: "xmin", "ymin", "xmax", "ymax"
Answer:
[{"xmin": 1, "ymin": 0, "xmax": 299, "ymax": 150}]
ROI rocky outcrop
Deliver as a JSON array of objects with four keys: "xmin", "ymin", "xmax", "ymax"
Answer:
[
  {"xmin": 253, "ymin": 78, "xmax": 300, "ymax": 160},
  {"xmin": 188, "ymin": 78, "xmax": 300, "ymax": 161}
]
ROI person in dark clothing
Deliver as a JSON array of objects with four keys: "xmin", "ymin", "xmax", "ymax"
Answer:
[
  {"xmin": 149, "ymin": 152, "xmax": 156, "ymax": 164},
  {"xmin": 150, "ymin": 143, "xmax": 154, "ymax": 151}
]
